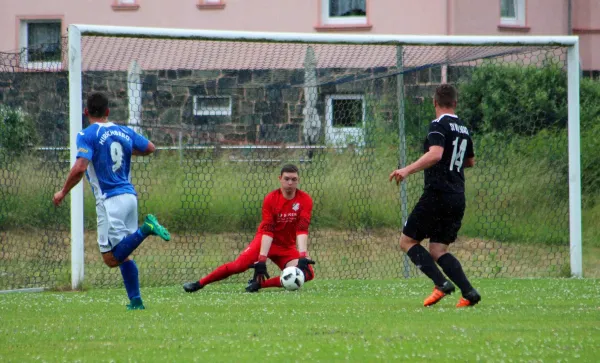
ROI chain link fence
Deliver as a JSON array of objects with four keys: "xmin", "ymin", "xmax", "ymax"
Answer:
[{"xmin": 1, "ymin": 36, "xmax": 588, "ymax": 290}]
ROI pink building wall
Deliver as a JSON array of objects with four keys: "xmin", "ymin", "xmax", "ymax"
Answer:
[
  {"xmin": 1, "ymin": 0, "xmax": 598, "ymax": 69},
  {"xmin": 453, "ymin": 0, "xmax": 569, "ymax": 35},
  {"xmin": 571, "ymin": 0, "xmax": 600, "ymax": 71},
  {"xmin": 572, "ymin": 0, "xmax": 600, "ymax": 29}
]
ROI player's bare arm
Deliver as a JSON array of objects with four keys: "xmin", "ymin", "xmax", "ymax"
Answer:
[
  {"xmin": 53, "ymin": 158, "xmax": 89, "ymax": 206},
  {"xmin": 296, "ymin": 197, "xmax": 312, "ymax": 257},
  {"xmin": 389, "ymin": 145, "xmax": 444, "ymax": 185},
  {"xmin": 252, "ymin": 193, "xmax": 275, "ymax": 280},
  {"xmin": 294, "ymin": 193, "xmax": 315, "ymax": 273},
  {"xmin": 249, "ymin": 194, "xmax": 277, "ymax": 284},
  {"xmin": 132, "ymin": 140, "xmax": 156, "ymax": 156},
  {"xmin": 464, "ymin": 157, "xmax": 475, "ymax": 168},
  {"xmin": 257, "ymin": 193, "xmax": 276, "ymax": 259},
  {"xmin": 295, "ymin": 233, "xmax": 316, "ymax": 278},
  {"xmin": 296, "ymin": 234, "xmax": 308, "ymax": 256},
  {"xmin": 248, "ymin": 233, "xmax": 273, "ymax": 283},
  {"xmin": 259, "ymin": 234, "xmax": 274, "ymax": 258},
  {"xmin": 286, "ymin": 234, "xmax": 309, "ymax": 267}
]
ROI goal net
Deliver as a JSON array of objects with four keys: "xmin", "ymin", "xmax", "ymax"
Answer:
[{"xmin": 0, "ymin": 26, "xmax": 581, "ymax": 290}]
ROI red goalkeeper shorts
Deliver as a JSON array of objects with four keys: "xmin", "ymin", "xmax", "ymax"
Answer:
[{"xmin": 236, "ymin": 234, "xmax": 300, "ymax": 270}]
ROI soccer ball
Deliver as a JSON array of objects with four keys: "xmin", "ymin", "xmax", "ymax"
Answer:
[{"xmin": 280, "ymin": 266, "xmax": 305, "ymax": 291}]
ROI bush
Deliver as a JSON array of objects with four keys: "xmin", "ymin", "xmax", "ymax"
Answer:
[
  {"xmin": 457, "ymin": 64, "xmax": 600, "ymax": 204},
  {"xmin": 581, "ymin": 122, "xmax": 600, "ymax": 203},
  {"xmin": 0, "ymin": 104, "xmax": 39, "ymax": 157},
  {"xmin": 580, "ymin": 77, "xmax": 600, "ymax": 129},
  {"xmin": 458, "ymin": 63, "xmax": 568, "ymax": 134}
]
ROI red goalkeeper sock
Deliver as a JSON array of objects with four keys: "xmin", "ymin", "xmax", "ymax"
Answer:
[{"xmin": 260, "ymin": 277, "xmax": 282, "ymax": 289}]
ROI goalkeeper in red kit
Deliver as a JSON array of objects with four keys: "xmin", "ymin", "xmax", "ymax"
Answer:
[{"xmin": 183, "ymin": 164, "xmax": 315, "ymax": 293}]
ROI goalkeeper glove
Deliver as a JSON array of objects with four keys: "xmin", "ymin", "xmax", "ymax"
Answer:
[
  {"xmin": 297, "ymin": 255, "xmax": 316, "ymax": 279},
  {"xmin": 249, "ymin": 256, "xmax": 270, "ymax": 283}
]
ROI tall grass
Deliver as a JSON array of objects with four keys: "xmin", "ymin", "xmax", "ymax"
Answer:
[{"xmin": 3, "ymin": 128, "xmax": 596, "ymax": 247}]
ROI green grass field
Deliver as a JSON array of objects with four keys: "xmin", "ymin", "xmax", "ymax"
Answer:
[{"xmin": 1, "ymin": 279, "xmax": 598, "ymax": 362}]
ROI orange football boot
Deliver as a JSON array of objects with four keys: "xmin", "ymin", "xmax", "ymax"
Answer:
[
  {"xmin": 456, "ymin": 289, "xmax": 481, "ymax": 308},
  {"xmin": 423, "ymin": 281, "xmax": 455, "ymax": 307}
]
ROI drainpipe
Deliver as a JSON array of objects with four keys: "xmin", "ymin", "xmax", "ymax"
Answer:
[
  {"xmin": 446, "ymin": 0, "xmax": 452, "ymax": 35},
  {"xmin": 567, "ymin": 0, "xmax": 572, "ymax": 35}
]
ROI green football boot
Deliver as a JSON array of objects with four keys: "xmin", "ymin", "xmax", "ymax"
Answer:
[
  {"xmin": 141, "ymin": 214, "xmax": 171, "ymax": 241},
  {"xmin": 126, "ymin": 297, "xmax": 145, "ymax": 310}
]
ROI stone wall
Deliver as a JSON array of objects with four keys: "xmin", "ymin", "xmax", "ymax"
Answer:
[
  {"xmin": 1, "ymin": 67, "xmax": 402, "ymax": 147},
  {"xmin": 0, "ymin": 71, "xmax": 70, "ymax": 145}
]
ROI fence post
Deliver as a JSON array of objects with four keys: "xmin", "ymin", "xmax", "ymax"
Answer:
[{"xmin": 396, "ymin": 45, "xmax": 411, "ymax": 279}]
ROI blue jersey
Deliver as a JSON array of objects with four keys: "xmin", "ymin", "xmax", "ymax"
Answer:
[{"xmin": 76, "ymin": 122, "xmax": 149, "ymax": 201}]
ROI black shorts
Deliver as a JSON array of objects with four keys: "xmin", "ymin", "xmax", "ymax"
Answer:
[{"xmin": 402, "ymin": 190, "xmax": 465, "ymax": 244}]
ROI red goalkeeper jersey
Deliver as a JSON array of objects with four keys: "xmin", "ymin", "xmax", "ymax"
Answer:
[{"xmin": 257, "ymin": 189, "xmax": 313, "ymax": 246}]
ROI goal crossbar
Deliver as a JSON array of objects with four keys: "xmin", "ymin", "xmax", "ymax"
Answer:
[{"xmin": 70, "ymin": 24, "xmax": 578, "ymax": 47}]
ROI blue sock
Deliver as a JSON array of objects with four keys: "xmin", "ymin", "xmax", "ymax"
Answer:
[
  {"xmin": 112, "ymin": 229, "xmax": 147, "ymax": 262},
  {"xmin": 119, "ymin": 259, "xmax": 141, "ymax": 300}
]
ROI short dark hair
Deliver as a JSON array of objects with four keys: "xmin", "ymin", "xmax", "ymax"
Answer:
[
  {"xmin": 434, "ymin": 84, "xmax": 458, "ymax": 108},
  {"xmin": 86, "ymin": 92, "xmax": 109, "ymax": 118},
  {"xmin": 280, "ymin": 164, "xmax": 299, "ymax": 176}
]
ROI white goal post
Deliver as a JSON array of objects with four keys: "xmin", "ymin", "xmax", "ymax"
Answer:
[{"xmin": 67, "ymin": 24, "xmax": 581, "ymax": 290}]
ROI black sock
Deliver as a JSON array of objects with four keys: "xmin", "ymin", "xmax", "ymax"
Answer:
[
  {"xmin": 437, "ymin": 253, "xmax": 473, "ymax": 295},
  {"xmin": 406, "ymin": 244, "xmax": 447, "ymax": 287}
]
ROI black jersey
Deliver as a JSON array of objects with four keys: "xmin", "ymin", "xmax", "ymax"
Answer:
[{"xmin": 423, "ymin": 114, "xmax": 474, "ymax": 194}]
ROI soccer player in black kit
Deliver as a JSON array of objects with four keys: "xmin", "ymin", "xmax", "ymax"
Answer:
[{"xmin": 390, "ymin": 84, "xmax": 481, "ymax": 307}]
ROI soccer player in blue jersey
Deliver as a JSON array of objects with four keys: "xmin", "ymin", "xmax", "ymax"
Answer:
[{"xmin": 53, "ymin": 92, "xmax": 171, "ymax": 310}]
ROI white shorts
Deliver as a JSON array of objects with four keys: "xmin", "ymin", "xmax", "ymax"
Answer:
[{"xmin": 96, "ymin": 193, "xmax": 139, "ymax": 253}]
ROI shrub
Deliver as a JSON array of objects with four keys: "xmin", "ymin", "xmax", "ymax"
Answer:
[
  {"xmin": 0, "ymin": 104, "xmax": 39, "ymax": 157},
  {"xmin": 458, "ymin": 63, "xmax": 567, "ymax": 134}
]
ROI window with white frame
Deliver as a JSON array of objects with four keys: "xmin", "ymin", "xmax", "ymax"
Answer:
[
  {"xmin": 193, "ymin": 96, "xmax": 232, "ymax": 116},
  {"xmin": 328, "ymin": 95, "xmax": 365, "ymax": 128},
  {"xmin": 19, "ymin": 20, "xmax": 62, "ymax": 68},
  {"xmin": 325, "ymin": 94, "xmax": 366, "ymax": 147},
  {"xmin": 322, "ymin": 0, "xmax": 367, "ymax": 26},
  {"xmin": 500, "ymin": 0, "xmax": 526, "ymax": 26}
]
